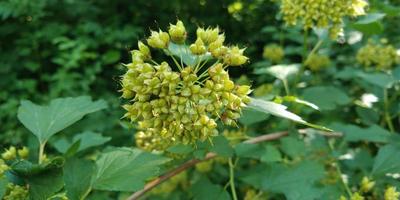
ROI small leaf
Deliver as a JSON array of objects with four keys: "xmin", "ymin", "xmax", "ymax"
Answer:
[
  {"xmin": 351, "ymin": 13, "xmax": 386, "ymax": 35},
  {"xmin": 0, "ymin": 177, "xmax": 8, "ymax": 199},
  {"xmin": 166, "ymin": 143, "xmax": 194, "ymax": 154},
  {"xmin": 26, "ymin": 168, "xmax": 64, "ymax": 200},
  {"xmin": 302, "ymin": 86, "xmax": 351, "ymax": 110},
  {"xmin": 280, "ymin": 136, "xmax": 306, "ymax": 158},
  {"xmin": 254, "ymin": 64, "xmax": 300, "ymax": 80},
  {"xmin": 260, "ymin": 145, "xmax": 282, "ymax": 163},
  {"xmin": 330, "ymin": 123, "xmax": 390, "ymax": 143},
  {"xmin": 210, "ymin": 136, "xmax": 233, "ymax": 158},
  {"xmin": 53, "ymin": 131, "xmax": 111, "ymax": 154},
  {"xmin": 191, "ymin": 177, "xmax": 230, "ymax": 200},
  {"xmin": 92, "ymin": 147, "xmax": 170, "ymax": 192},
  {"xmin": 17, "ymin": 96, "xmax": 107, "ymax": 144},
  {"xmin": 239, "ymin": 107, "xmax": 270, "ymax": 125},
  {"xmin": 64, "ymin": 158, "xmax": 95, "ymax": 200},
  {"xmin": 357, "ymin": 71, "xmax": 395, "ymax": 88},
  {"xmin": 235, "ymin": 143, "xmax": 265, "ymax": 159}
]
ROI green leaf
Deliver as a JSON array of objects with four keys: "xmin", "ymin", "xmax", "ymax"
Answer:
[
  {"xmin": 64, "ymin": 158, "xmax": 95, "ymax": 200},
  {"xmin": 210, "ymin": 136, "xmax": 233, "ymax": 158},
  {"xmin": 92, "ymin": 147, "xmax": 170, "ymax": 192},
  {"xmin": 17, "ymin": 96, "xmax": 107, "ymax": 144},
  {"xmin": 235, "ymin": 143, "xmax": 265, "ymax": 159},
  {"xmin": 0, "ymin": 177, "xmax": 8, "ymax": 199},
  {"xmin": 254, "ymin": 64, "xmax": 300, "ymax": 80},
  {"xmin": 356, "ymin": 107, "xmax": 380, "ymax": 125},
  {"xmin": 53, "ymin": 131, "xmax": 111, "ymax": 154},
  {"xmin": 262, "ymin": 161, "xmax": 324, "ymax": 200},
  {"xmin": 191, "ymin": 177, "xmax": 230, "ymax": 200},
  {"xmin": 247, "ymin": 98, "xmax": 332, "ymax": 131},
  {"xmin": 260, "ymin": 145, "xmax": 282, "ymax": 163},
  {"xmin": 330, "ymin": 123, "xmax": 390, "ymax": 143},
  {"xmin": 167, "ymin": 42, "xmax": 211, "ymax": 66},
  {"xmin": 351, "ymin": 13, "xmax": 386, "ymax": 35},
  {"xmin": 26, "ymin": 168, "xmax": 64, "ymax": 200},
  {"xmin": 11, "ymin": 157, "xmax": 65, "ymax": 176},
  {"xmin": 302, "ymin": 86, "xmax": 351, "ymax": 110},
  {"xmin": 166, "ymin": 143, "xmax": 194, "ymax": 154},
  {"xmin": 357, "ymin": 71, "xmax": 395, "ymax": 88},
  {"xmin": 280, "ymin": 136, "xmax": 305, "ymax": 158},
  {"xmin": 372, "ymin": 145, "xmax": 400, "ymax": 177},
  {"xmin": 238, "ymin": 107, "xmax": 270, "ymax": 126},
  {"xmin": 283, "ymin": 96, "xmax": 319, "ymax": 110}
]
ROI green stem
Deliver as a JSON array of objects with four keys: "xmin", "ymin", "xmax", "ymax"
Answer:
[
  {"xmin": 383, "ymin": 89, "xmax": 395, "ymax": 132},
  {"xmin": 81, "ymin": 187, "xmax": 92, "ymax": 200},
  {"xmin": 38, "ymin": 142, "xmax": 46, "ymax": 164},
  {"xmin": 228, "ymin": 158, "xmax": 238, "ymax": 200},
  {"xmin": 282, "ymin": 79, "xmax": 290, "ymax": 96},
  {"xmin": 166, "ymin": 49, "xmax": 183, "ymax": 71},
  {"xmin": 328, "ymin": 141, "xmax": 352, "ymax": 198}
]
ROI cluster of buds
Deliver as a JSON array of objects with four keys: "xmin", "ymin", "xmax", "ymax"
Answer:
[
  {"xmin": 0, "ymin": 159, "xmax": 9, "ymax": 177},
  {"xmin": 263, "ymin": 44, "xmax": 284, "ymax": 63},
  {"xmin": 356, "ymin": 39, "xmax": 399, "ymax": 70},
  {"xmin": 1, "ymin": 146, "xmax": 29, "ymax": 160},
  {"xmin": 121, "ymin": 20, "xmax": 251, "ymax": 151},
  {"xmin": 3, "ymin": 183, "xmax": 28, "ymax": 200},
  {"xmin": 385, "ymin": 186, "xmax": 400, "ymax": 200},
  {"xmin": 305, "ymin": 53, "xmax": 331, "ymax": 72},
  {"xmin": 280, "ymin": 0, "xmax": 368, "ymax": 39}
]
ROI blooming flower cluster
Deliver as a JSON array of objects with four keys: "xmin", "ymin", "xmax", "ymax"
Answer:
[
  {"xmin": 263, "ymin": 44, "xmax": 284, "ymax": 63},
  {"xmin": 356, "ymin": 39, "xmax": 399, "ymax": 70},
  {"xmin": 305, "ymin": 53, "xmax": 330, "ymax": 72},
  {"xmin": 121, "ymin": 21, "xmax": 251, "ymax": 151},
  {"xmin": 280, "ymin": 0, "xmax": 368, "ymax": 38}
]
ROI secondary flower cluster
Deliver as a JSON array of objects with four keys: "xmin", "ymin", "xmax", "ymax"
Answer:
[
  {"xmin": 121, "ymin": 21, "xmax": 251, "ymax": 151},
  {"xmin": 305, "ymin": 54, "xmax": 331, "ymax": 72},
  {"xmin": 263, "ymin": 44, "xmax": 284, "ymax": 63},
  {"xmin": 356, "ymin": 39, "xmax": 399, "ymax": 70},
  {"xmin": 280, "ymin": 0, "xmax": 368, "ymax": 38}
]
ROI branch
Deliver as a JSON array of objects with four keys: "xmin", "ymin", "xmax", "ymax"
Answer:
[{"xmin": 127, "ymin": 129, "xmax": 341, "ymax": 200}]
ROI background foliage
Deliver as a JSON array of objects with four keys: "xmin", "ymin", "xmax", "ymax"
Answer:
[{"xmin": 0, "ymin": 0, "xmax": 400, "ymax": 200}]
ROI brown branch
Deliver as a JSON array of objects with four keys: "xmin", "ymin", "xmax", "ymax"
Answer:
[{"xmin": 127, "ymin": 129, "xmax": 341, "ymax": 200}]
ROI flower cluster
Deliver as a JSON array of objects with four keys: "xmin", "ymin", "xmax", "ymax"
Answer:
[
  {"xmin": 280, "ymin": 0, "xmax": 368, "ymax": 38},
  {"xmin": 3, "ymin": 183, "xmax": 28, "ymax": 200},
  {"xmin": 356, "ymin": 39, "xmax": 399, "ymax": 70},
  {"xmin": 385, "ymin": 186, "xmax": 400, "ymax": 200},
  {"xmin": 121, "ymin": 21, "xmax": 251, "ymax": 151},
  {"xmin": 263, "ymin": 44, "xmax": 284, "ymax": 63},
  {"xmin": 305, "ymin": 54, "xmax": 330, "ymax": 72}
]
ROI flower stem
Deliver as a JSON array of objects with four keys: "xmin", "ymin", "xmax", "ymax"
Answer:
[
  {"xmin": 38, "ymin": 142, "xmax": 46, "ymax": 164},
  {"xmin": 228, "ymin": 158, "xmax": 238, "ymax": 200}
]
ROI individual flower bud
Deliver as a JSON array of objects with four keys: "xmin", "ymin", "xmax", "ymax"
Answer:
[
  {"xmin": 189, "ymin": 38, "xmax": 206, "ymax": 55},
  {"xmin": 236, "ymin": 85, "xmax": 251, "ymax": 96},
  {"xmin": 2, "ymin": 147, "xmax": 16, "ymax": 160},
  {"xmin": 224, "ymin": 46, "xmax": 248, "ymax": 66},
  {"xmin": 17, "ymin": 147, "xmax": 29, "ymax": 159},
  {"xmin": 138, "ymin": 41, "xmax": 151, "ymax": 60},
  {"xmin": 351, "ymin": 193, "xmax": 364, "ymax": 200},
  {"xmin": 208, "ymin": 34, "xmax": 225, "ymax": 52},
  {"xmin": 385, "ymin": 187, "xmax": 400, "ymax": 200},
  {"xmin": 168, "ymin": 20, "xmax": 187, "ymax": 44},
  {"xmin": 360, "ymin": 177, "xmax": 375, "ymax": 193},
  {"xmin": 147, "ymin": 30, "xmax": 170, "ymax": 49},
  {"xmin": 210, "ymin": 46, "xmax": 228, "ymax": 59}
]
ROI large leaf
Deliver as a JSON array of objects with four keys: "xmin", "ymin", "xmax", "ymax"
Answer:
[
  {"xmin": 247, "ymin": 98, "xmax": 331, "ymax": 131},
  {"xmin": 26, "ymin": 168, "xmax": 64, "ymax": 200},
  {"xmin": 92, "ymin": 147, "xmax": 170, "ymax": 192},
  {"xmin": 64, "ymin": 158, "xmax": 95, "ymax": 200},
  {"xmin": 53, "ymin": 131, "xmax": 111, "ymax": 154},
  {"xmin": 17, "ymin": 96, "xmax": 107, "ymax": 144},
  {"xmin": 191, "ymin": 177, "xmax": 230, "ymax": 200},
  {"xmin": 254, "ymin": 64, "xmax": 300, "ymax": 80},
  {"xmin": 372, "ymin": 145, "xmax": 400, "ymax": 177},
  {"xmin": 357, "ymin": 71, "xmax": 395, "ymax": 89},
  {"xmin": 351, "ymin": 13, "xmax": 386, "ymax": 35},
  {"xmin": 167, "ymin": 42, "xmax": 211, "ymax": 66}
]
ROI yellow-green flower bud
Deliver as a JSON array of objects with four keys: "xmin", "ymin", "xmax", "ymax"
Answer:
[
  {"xmin": 168, "ymin": 20, "xmax": 187, "ymax": 44},
  {"xmin": 385, "ymin": 187, "xmax": 400, "ymax": 200},
  {"xmin": 189, "ymin": 38, "xmax": 207, "ymax": 55},
  {"xmin": 147, "ymin": 30, "xmax": 170, "ymax": 49},
  {"xmin": 138, "ymin": 41, "xmax": 151, "ymax": 60},
  {"xmin": 351, "ymin": 193, "xmax": 364, "ymax": 200},
  {"xmin": 17, "ymin": 147, "xmax": 29, "ymax": 159},
  {"xmin": 263, "ymin": 44, "xmax": 284, "ymax": 63},
  {"xmin": 197, "ymin": 27, "xmax": 219, "ymax": 44},
  {"xmin": 2, "ymin": 147, "xmax": 16, "ymax": 160},
  {"xmin": 360, "ymin": 177, "xmax": 375, "ymax": 193},
  {"xmin": 305, "ymin": 54, "xmax": 330, "ymax": 72},
  {"xmin": 224, "ymin": 46, "xmax": 248, "ymax": 66}
]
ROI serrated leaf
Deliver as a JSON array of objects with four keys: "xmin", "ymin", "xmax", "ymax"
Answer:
[
  {"xmin": 254, "ymin": 64, "xmax": 300, "ymax": 80},
  {"xmin": 280, "ymin": 136, "xmax": 305, "ymax": 158},
  {"xmin": 235, "ymin": 143, "xmax": 265, "ymax": 159},
  {"xmin": 17, "ymin": 96, "xmax": 107, "ymax": 144},
  {"xmin": 247, "ymin": 98, "xmax": 332, "ymax": 131},
  {"xmin": 53, "ymin": 131, "xmax": 111, "ymax": 154},
  {"xmin": 92, "ymin": 147, "xmax": 170, "ymax": 192},
  {"xmin": 167, "ymin": 42, "xmax": 212, "ymax": 66},
  {"xmin": 260, "ymin": 145, "xmax": 282, "ymax": 163},
  {"xmin": 210, "ymin": 136, "xmax": 233, "ymax": 158},
  {"xmin": 64, "ymin": 158, "xmax": 95, "ymax": 200},
  {"xmin": 372, "ymin": 145, "xmax": 400, "ymax": 177}
]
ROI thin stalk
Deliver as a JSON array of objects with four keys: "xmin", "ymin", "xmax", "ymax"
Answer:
[
  {"xmin": 383, "ymin": 89, "xmax": 395, "ymax": 132},
  {"xmin": 80, "ymin": 187, "xmax": 92, "ymax": 200},
  {"xmin": 166, "ymin": 49, "xmax": 183, "ymax": 71},
  {"xmin": 150, "ymin": 59, "xmax": 160, "ymax": 66},
  {"xmin": 228, "ymin": 158, "xmax": 238, "ymax": 200},
  {"xmin": 38, "ymin": 142, "xmax": 46, "ymax": 164},
  {"xmin": 282, "ymin": 79, "xmax": 290, "ymax": 95}
]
